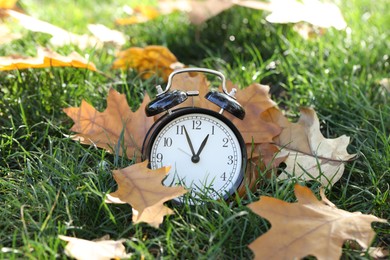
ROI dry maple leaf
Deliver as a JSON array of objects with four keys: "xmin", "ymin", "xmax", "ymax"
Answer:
[
  {"xmin": 260, "ymin": 107, "xmax": 356, "ymax": 186},
  {"xmin": 247, "ymin": 184, "xmax": 387, "ymax": 260},
  {"xmin": 63, "ymin": 88, "xmax": 153, "ymax": 160},
  {"xmin": 59, "ymin": 235, "xmax": 130, "ymax": 260},
  {"xmin": 112, "ymin": 45, "xmax": 184, "ymax": 81},
  {"xmin": 0, "ymin": 47, "xmax": 97, "ymax": 71},
  {"xmin": 106, "ymin": 161, "xmax": 187, "ymax": 227}
]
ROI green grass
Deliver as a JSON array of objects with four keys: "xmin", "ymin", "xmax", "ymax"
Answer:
[{"xmin": 1, "ymin": 0, "xmax": 389, "ymax": 258}]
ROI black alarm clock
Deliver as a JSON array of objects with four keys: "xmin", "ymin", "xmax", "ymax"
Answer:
[{"xmin": 142, "ymin": 68, "xmax": 246, "ymax": 201}]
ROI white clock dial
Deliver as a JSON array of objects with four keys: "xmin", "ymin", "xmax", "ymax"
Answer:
[{"xmin": 149, "ymin": 112, "xmax": 244, "ymax": 200}]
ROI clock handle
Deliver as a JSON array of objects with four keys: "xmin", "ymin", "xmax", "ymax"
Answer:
[
  {"xmin": 162, "ymin": 68, "xmax": 231, "ymax": 96},
  {"xmin": 164, "ymin": 68, "xmax": 245, "ymax": 120}
]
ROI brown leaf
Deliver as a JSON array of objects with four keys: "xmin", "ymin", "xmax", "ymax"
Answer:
[
  {"xmin": 247, "ymin": 184, "xmax": 387, "ymax": 260},
  {"xmin": 112, "ymin": 45, "xmax": 185, "ymax": 81},
  {"xmin": 106, "ymin": 161, "xmax": 187, "ymax": 227},
  {"xmin": 59, "ymin": 235, "xmax": 130, "ymax": 260},
  {"xmin": 227, "ymin": 83, "xmax": 281, "ymax": 145},
  {"xmin": 261, "ymin": 107, "xmax": 356, "ymax": 186},
  {"xmin": 0, "ymin": 47, "xmax": 97, "ymax": 71},
  {"xmin": 63, "ymin": 88, "xmax": 153, "ymax": 160}
]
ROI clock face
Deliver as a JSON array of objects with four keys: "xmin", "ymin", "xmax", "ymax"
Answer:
[{"xmin": 147, "ymin": 109, "xmax": 245, "ymax": 201}]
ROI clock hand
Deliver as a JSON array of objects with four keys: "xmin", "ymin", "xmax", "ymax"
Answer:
[
  {"xmin": 183, "ymin": 126, "xmax": 196, "ymax": 156},
  {"xmin": 195, "ymin": 134, "xmax": 209, "ymax": 157}
]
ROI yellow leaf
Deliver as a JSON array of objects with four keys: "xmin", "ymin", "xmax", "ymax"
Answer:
[
  {"xmin": 0, "ymin": 0, "xmax": 17, "ymax": 9},
  {"xmin": 116, "ymin": 5, "xmax": 160, "ymax": 25},
  {"xmin": 247, "ymin": 184, "xmax": 387, "ymax": 260},
  {"xmin": 106, "ymin": 161, "xmax": 187, "ymax": 228},
  {"xmin": 63, "ymin": 88, "xmax": 153, "ymax": 160},
  {"xmin": 112, "ymin": 45, "xmax": 184, "ymax": 81},
  {"xmin": 0, "ymin": 47, "xmax": 97, "ymax": 71}
]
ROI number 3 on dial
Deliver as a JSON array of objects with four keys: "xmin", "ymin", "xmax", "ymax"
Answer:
[{"xmin": 143, "ymin": 108, "xmax": 247, "ymax": 201}]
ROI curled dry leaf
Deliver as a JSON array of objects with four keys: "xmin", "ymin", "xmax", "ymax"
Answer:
[
  {"xmin": 59, "ymin": 235, "xmax": 130, "ymax": 260},
  {"xmin": 247, "ymin": 184, "xmax": 387, "ymax": 260},
  {"xmin": 63, "ymin": 88, "xmax": 153, "ymax": 160},
  {"xmin": 112, "ymin": 45, "xmax": 185, "ymax": 81},
  {"xmin": 0, "ymin": 47, "xmax": 96, "ymax": 71},
  {"xmin": 106, "ymin": 161, "xmax": 187, "ymax": 227},
  {"xmin": 260, "ymin": 107, "xmax": 356, "ymax": 186}
]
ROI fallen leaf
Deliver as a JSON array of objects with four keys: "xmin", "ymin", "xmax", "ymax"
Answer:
[
  {"xmin": 87, "ymin": 24, "xmax": 126, "ymax": 47},
  {"xmin": 266, "ymin": 0, "xmax": 347, "ymax": 30},
  {"xmin": 106, "ymin": 161, "xmax": 187, "ymax": 227},
  {"xmin": 227, "ymin": 83, "xmax": 281, "ymax": 144},
  {"xmin": 116, "ymin": 5, "xmax": 161, "ymax": 25},
  {"xmin": 260, "ymin": 107, "xmax": 356, "ymax": 186},
  {"xmin": 59, "ymin": 235, "xmax": 130, "ymax": 260},
  {"xmin": 63, "ymin": 88, "xmax": 153, "ymax": 160},
  {"xmin": 247, "ymin": 184, "xmax": 387, "ymax": 260},
  {"xmin": 112, "ymin": 45, "xmax": 184, "ymax": 81},
  {"xmin": 6, "ymin": 9, "xmax": 101, "ymax": 49},
  {"xmin": 0, "ymin": 47, "xmax": 96, "ymax": 71}
]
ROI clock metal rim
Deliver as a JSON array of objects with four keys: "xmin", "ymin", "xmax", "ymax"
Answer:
[{"xmin": 142, "ymin": 107, "xmax": 247, "ymax": 202}]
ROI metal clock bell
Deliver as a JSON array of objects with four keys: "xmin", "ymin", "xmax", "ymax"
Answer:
[{"xmin": 142, "ymin": 68, "xmax": 247, "ymax": 201}]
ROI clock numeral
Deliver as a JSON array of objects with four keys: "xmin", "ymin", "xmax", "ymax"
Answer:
[
  {"xmin": 176, "ymin": 125, "xmax": 184, "ymax": 135},
  {"xmin": 222, "ymin": 137, "xmax": 229, "ymax": 147},
  {"xmin": 211, "ymin": 125, "xmax": 215, "ymax": 135},
  {"xmin": 192, "ymin": 120, "xmax": 202, "ymax": 130},
  {"xmin": 221, "ymin": 172, "xmax": 227, "ymax": 181},
  {"xmin": 227, "ymin": 155, "xmax": 234, "ymax": 165},
  {"xmin": 163, "ymin": 137, "xmax": 172, "ymax": 147},
  {"xmin": 156, "ymin": 153, "xmax": 163, "ymax": 163}
]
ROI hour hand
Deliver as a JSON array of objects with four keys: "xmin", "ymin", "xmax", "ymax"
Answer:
[{"xmin": 183, "ymin": 126, "xmax": 196, "ymax": 156}]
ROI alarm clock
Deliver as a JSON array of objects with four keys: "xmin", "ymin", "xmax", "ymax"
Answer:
[{"xmin": 142, "ymin": 68, "xmax": 246, "ymax": 202}]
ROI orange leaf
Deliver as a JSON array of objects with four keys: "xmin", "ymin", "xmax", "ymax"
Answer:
[
  {"xmin": 0, "ymin": 47, "xmax": 97, "ymax": 71},
  {"xmin": 106, "ymin": 161, "xmax": 187, "ymax": 227},
  {"xmin": 261, "ymin": 107, "xmax": 356, "ymax": 185},
  {"xmin": 247, "ymin": 184, "xmax": 387, "ymax": 260},
  {"xmin": 63, "ymin": 88, "xmax": 153, "ymax": 160},
  {"xmin": 112, "ymin": 45, "xmax": 184, "ymax": 81}
]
